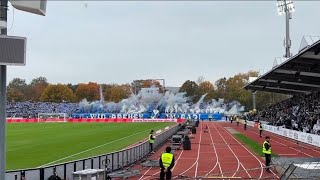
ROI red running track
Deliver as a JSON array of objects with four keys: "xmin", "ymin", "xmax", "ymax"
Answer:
[
  {"xmin": 129, "ymin": 122, "xmax": 279, "ymax": 180},
  {"xmin": 227, "ymin": 122, "xmax": 320, "ymax": 158}
]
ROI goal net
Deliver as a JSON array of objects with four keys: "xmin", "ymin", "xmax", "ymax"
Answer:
[{"xmin": 38, "ymin": 113, "xmax": 68, "ymax": 123}]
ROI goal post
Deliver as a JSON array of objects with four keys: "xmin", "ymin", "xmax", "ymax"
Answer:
[{"xmin": 37, "ymin": 113, "xmax": 68, "ymax": 123}]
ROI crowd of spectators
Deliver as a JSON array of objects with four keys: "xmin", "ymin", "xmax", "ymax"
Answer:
[
  {"xmin": 6, "ymin": 101, "xmax": 79, "ymax": 118},
  {"xmin": 254, "ymin": 91, "xmax": 320, "ymax": 135}
]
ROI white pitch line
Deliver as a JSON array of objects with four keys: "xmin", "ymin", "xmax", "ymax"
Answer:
[{"xmin": 39, "ymin": 125, "xmax": 165, "ymax": 167}]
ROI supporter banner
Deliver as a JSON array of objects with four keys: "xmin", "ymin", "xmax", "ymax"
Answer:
[
  {"xmin": 71, "ymin": 113, "xmax": 223, "ymax": 120},
  {"xmin": 263, "ymin": 124, "xmax": 320, "ymax": 148},
  {"xmin": 6, "ymin": 118, "xmax": 182, "ymax": 123},
  {"xmin": 68, "ymin": 118, "xmax": 133, "ymax": 123},
  {"xmin": 132, "ymin": 119, "xmax": 181, "ymax": 123}
]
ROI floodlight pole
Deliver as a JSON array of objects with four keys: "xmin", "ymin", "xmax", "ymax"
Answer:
[
  {"xmin": 0, "ymin": 0, "xmax": 7, "ymax": 179},
  {"xmin": 285, "ymin": 5, "xmax": 291, "ymax": 58}
]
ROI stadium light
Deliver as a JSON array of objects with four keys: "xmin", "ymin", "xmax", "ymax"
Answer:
[
  {"xmin": 276, "ymin": 0, "xmax": 295, "ymax": 58},
  {"xmin": 277, "ymin": 0, "xmax": 295, "ymax": 15}
]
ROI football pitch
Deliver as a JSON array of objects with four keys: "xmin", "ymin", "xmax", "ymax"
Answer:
[{"xmin": 6, "ymin": 122, "xmax": 173, "ymax": 170}]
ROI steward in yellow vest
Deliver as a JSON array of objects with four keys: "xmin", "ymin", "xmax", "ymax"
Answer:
[
  {"xmin": 263, "ymin": 136, "xmax": 272, "ymax": 172},
  {"xmin": 159, "ymin": 146, "xmax": 175, "ymax": 180},
  {"xmin": 258, "ymin": 122, "xmax": 263, "ymax": 137},
  {"xmin": 149, "ymin": 130, "xmax": 155, "ymax": 153}
]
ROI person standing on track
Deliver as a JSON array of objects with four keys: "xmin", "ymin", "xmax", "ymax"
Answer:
[
  {"xmin": 263, "ymin": 136, "xmax": 272, "ymax": 173},
  {"xmin": 236, "ymin": 116, "xmax": 240, "ymax": 127},
  {"xmin": 258, "ymin": 121, "xmax": 263, "ymax": 137},
  {"xmin": 159, "ymin": 146, "xmax": 175, "ymax": 180},
  {"xmin": 230, "ymin": 116, "xmax": 233, "ymax": 124},
  {"xmin": 244, "ymin": 119, "xmax": 247, "ymax": 130},
  {"xmin": 149, "ymin": 130, "xmax": 155, "ymax": 153}
]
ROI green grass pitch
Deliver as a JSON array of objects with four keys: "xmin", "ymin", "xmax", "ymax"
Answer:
[{"xmin": 6, "ymin": 122, "xmax": 173, "ymax": 170}]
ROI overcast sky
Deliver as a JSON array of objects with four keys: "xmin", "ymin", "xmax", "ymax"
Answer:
[{"xmin": 6, "ymin": 1, "xmax": 320, "ymax": 87}]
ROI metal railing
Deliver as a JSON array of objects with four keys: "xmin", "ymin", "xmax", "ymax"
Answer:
[{"xmin": 5, "ymin": 125, "xmax": 179, "ymax": 180}]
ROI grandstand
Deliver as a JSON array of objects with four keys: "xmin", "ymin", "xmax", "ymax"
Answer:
[{"xmin": 245, "ymin": 39, "xmax": 320, "ymax": 135}]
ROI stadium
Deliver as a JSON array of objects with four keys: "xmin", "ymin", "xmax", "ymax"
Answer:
[{"xmin": 1, "ymin": 1, "xmax": 320, "ymax": 180}]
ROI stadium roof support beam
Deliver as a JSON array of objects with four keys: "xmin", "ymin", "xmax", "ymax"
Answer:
[{"xmin": 245, "ymin": 39, "xmax": 320, "ymax": 95}]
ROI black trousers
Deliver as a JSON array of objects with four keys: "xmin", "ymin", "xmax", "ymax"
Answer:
[
  {"xmin": 160, "ymin": 169, "xmax": 172, "ymax": 180},
  {"xmin": 244, "ymin": 124, "xmax": 247, "ymax": 130},
  {"xmin": 265, "ymin": 154, "xmax": 271, "ymax": 171},
  {"xmin": 259, "ymin": 130, "xmax": 262, "ymax": 137},
  {"xmin": 149, "ymin": 143, "xmax": 153, "ymax": 152},
  {"xmin": 237, "ymin": 122, "xmax": 239, "ymax": 126}
]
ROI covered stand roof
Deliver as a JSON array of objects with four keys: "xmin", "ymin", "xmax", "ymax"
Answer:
[{"xmin": 245, "ymin": 40, "xmax": 320, "ymax": 94}]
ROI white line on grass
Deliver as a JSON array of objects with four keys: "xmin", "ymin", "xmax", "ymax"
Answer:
[{"xmin": 39, "ymin": 124, "xmax": 167, "ymax": 168}]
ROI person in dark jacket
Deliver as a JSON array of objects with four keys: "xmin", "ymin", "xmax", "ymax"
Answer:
[{"xmin": 159, "ymin": 146, "xmax": 175, "ymax": 180}]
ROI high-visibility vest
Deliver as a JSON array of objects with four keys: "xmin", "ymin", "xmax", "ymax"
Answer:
[
  {"xmin": 149, "ymin": 134, "xmax": 154, "ymax": 144},
  {"xmin": 258, "ymin": 123, "xmax": 263, "ymax": 130},
  {"xmin": 262, "ymin": 141, "xmax": 271, "ymax": 154},
  {"xmin": 161, "ymin": 153, "xmax": 174, "ymax": 168}
]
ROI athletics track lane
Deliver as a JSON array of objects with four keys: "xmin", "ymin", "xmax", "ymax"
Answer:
[
  {"xmin": 227, "ymin": 122, "xmax": 320, "ymax": 158},
  {"xmin": 132, "ymin": 121, "xmax": 278, "ymax": 179}
]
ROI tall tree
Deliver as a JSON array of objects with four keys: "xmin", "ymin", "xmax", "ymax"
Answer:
[
  {"xmin": 104, "ymin": 84, "xmax": 131, "ymax": 102},
  {"xmin": 75, "ymin": 82, "xmax": 100, "ymax": 101},
  {"xmin": 67, "ymin": 83, "xmax": 78, "ymax": 93},
  {"xmin": 7, "ymin": 78, "xmax": 28, "ymax": 102},
  {"xmin": 40, "ymin": 84, "xmax": 76, "ymax": 102},
  {"xmin": 198, "ymin": 81, "xmax": 215, "ymax": 101},
  {"xmin": 29, "ymin": 77, "xmax": 49, "ymax": 101},
  {"xmin": 179, "ymin": 80, "xmax": 199, "ymax": 103}
]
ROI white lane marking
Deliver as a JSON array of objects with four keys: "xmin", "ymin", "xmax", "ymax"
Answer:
[
  {"xmin": 173, "ymin": 127, "xmax": 203, "ymax": 179},
  {"xmin": 204, "ymin": 122, "xmax": 220, "ymax": 178},
  {"xmin": 216, "ymin": 123, "xmax": 265, "ymax": 179},
  {"xmin": 211, "ymin": 123, "xmax": 241, "ymax": 177},
  {"xmin": 240, "ymin": 163, "xmax": 252, "ymax": 178}
]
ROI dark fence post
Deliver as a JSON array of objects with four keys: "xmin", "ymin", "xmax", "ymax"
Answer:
[
  {"xmin": 111, "ymin": 153, "xmax": 114, "ymax": 171},
  {"xmin": 64, "ymin": 164, "xmax": 66, "ymax": 180},
  {"xmin": 39, "ymin": 168, "xmax": 44, "ymax": 180},
  {"xmin": 73, "ymin": 162, "xmax": 76, "ymax": 172},
  {"xmin": 91, "ymin": 158, "xmax": 94, "ymax": 169}
]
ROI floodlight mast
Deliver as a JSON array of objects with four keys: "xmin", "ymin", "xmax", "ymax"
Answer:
[
  {"xmin": 277, "ymin": 0, "xmax": 295, "ymax": 58},
  {"xmin": 0, "ymin": 0, "xmax": 7, "ymax": 179}
]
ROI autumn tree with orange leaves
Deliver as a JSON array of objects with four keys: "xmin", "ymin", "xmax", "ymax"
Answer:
[{"xmin": 75, "ymin": 82, "xmax": 100, "ymax": 102}]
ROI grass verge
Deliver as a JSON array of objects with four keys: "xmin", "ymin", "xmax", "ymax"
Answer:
[{"xmin": 234, "ymin": 133, "xmax": 279, "ymax": 157}]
